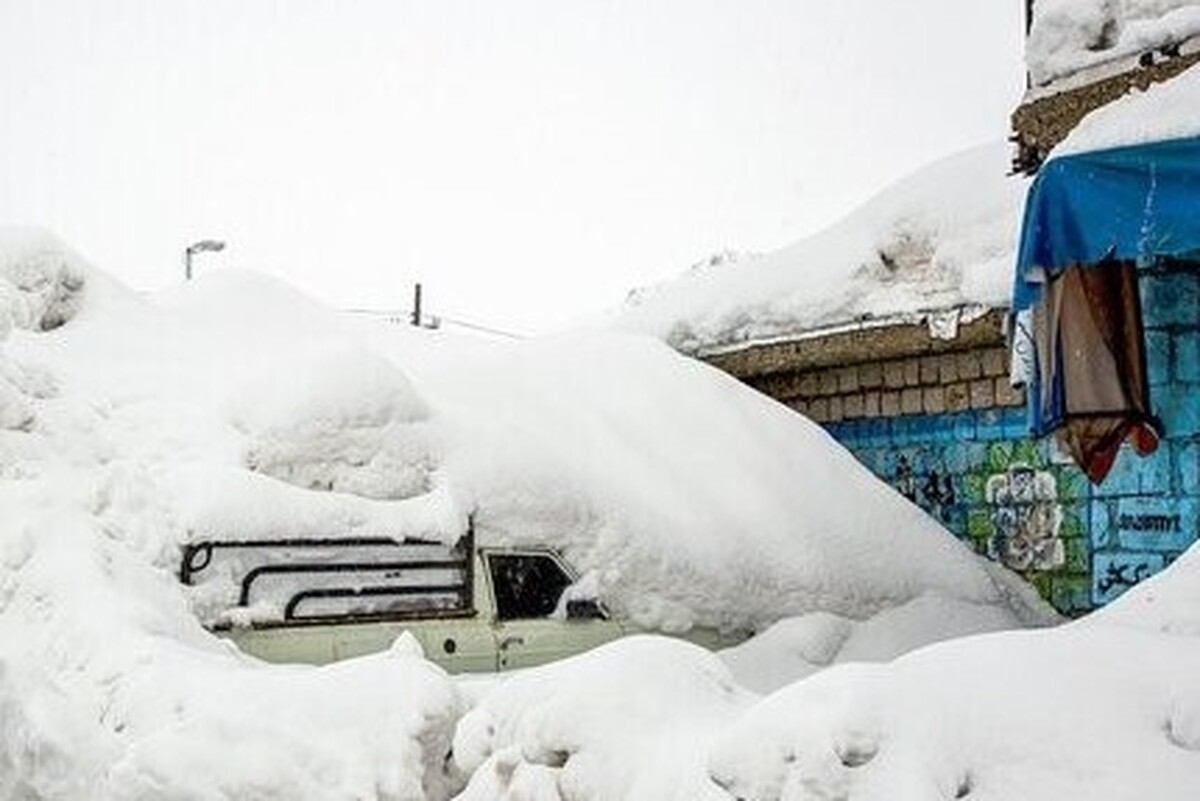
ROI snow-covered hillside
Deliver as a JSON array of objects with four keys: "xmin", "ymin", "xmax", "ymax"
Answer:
[
  {"xmin": 0, "ymin": 229, "xmax": 1056, "ymax": 798},
  {"xmin": 608, "ymin": 143, "xmax": 1027, "ymax": 353},
  {"xmin": 1028, "ymin": 0, "xmax": 1200, "ymax": 87}
]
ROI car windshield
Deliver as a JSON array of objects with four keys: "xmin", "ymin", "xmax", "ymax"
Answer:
[{"xmin": 488, "ymin": 553, "xmax": 573, "ymax": 621}]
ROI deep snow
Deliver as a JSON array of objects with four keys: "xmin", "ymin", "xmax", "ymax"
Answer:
[
  {"xmin": 0, "ymin": 229, "xmax": 1057, "ymax": 798},
  {"xmin": 459, "ymin": 542, "xmax": 1200, "ymax": 801}
]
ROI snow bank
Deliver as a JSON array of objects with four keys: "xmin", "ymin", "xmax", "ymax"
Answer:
[
  {"xmin": 709, "ymin": 626, "xmax": 1200, "ymax": 800},
  {"xmin": 371, "ymin": 328, "xmax": 1058, "ymax": 632},
  {"xmin": 705, "ymin": 540, "xmax": 1200, "ymax": 801},
  {"xmin": 0, "ymin": 229, "xmax": 85, "ymax": 434},
  {"xmin": 0, "ymin": 480, "xmax": 466, "ymax": 800},
  {"xmin": 438, "ymin": 540, "xmax": 1200, "ymax": 801},
  {"xmin": 232, "ymin": 345, "xmax": 439, "ymax": 501},
  {"xmin": 608, "ymin": 143, "xmax": 1027, "ymax": 353},
  {"xmin": 1028, "ymin": 0, "xmax": 1200, "ymax": 86},
  {"xmin": 0, "ymin": 228, "xmax": 1055, "ymax": 797},
  {"xmin": 719, "ymin": 593, "xmax": 1025, "ymax": 694},
  {"xmin": 452, "ymin": 636, "xmax": 752, "ymax": 801},
  {"xmin": 0, "ymin": 227, "xmax": 87, "ymax": 335},
  {"xmin": 5, "ymin": 253, "xmax": 1051, "ymax": 633},
  {"xmin": 1055, "ymin": 58, "xmax": 1200, "ymax": 155}
]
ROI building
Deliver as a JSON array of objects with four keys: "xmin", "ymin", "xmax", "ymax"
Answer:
[
  {"xmin": 1005, "ymin": 1, "xmax": 1200, "ymax": 614},
  {"xmin": 616, "ymin": 3, "xmax": 1200, "ymax": 617}
]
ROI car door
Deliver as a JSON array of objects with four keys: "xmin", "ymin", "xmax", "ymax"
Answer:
[{"xmin": 483, "ymin": 549, "xmax": 624, "ymax": 670}]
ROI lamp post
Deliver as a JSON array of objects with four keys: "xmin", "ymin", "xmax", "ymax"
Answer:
[{"xmin": 184, "ymin": 239, "xmax": 226, "ymax": 281}]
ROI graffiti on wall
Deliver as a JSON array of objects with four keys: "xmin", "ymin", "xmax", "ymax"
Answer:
[
  {"xmin": 894, "ymin": 454, "xmax": 956, "ymax": 522},
  {"xmin": 984, "ymin": 464, "xmax": 1065, "ymax": 572},
  {"xmin": 1096, "ymin": 560, "xmax": 1152, "ymax": 595},
  {"xmin": 861, "ymin": 433, "xmax": 1092, "ymax": 614}
]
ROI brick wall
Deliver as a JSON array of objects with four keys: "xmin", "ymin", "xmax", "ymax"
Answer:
[
  {"xmin": 703, "ymin": 268, "xmax": 1200, "ymax": 617},
  {"xmin": 773, "ymin": 345, "xmax": 1024, "ymax": 424},
  {"xmin": 825, "ymin": 407, "xmax": 1096, "ymax": 615},
  {"xmin": 707, "ymin": 310, "xmax": 1025, "ymax": 424},
  {"xmin": 1086, "ymin": 261, "xmax": 1200, "ymax": 606}
]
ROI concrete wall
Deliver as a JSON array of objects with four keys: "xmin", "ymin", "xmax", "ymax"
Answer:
[
  {"xmin": 705, "ymin": 265, "xmax": 1200, "ymax": 617},
  {"xmin": 1012, "ymin": 49, "xmax": 1200, "ymax": 173}
]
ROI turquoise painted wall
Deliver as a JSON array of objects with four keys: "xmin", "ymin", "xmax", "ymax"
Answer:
[{"xmin": 824, "ymin": 263, "xmax": 1200, "ymax": 616}]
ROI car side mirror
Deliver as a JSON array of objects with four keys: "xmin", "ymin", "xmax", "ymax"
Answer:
[{"xmin": 565, "ymin": 598, "xmax": 605, "ymax": 620}]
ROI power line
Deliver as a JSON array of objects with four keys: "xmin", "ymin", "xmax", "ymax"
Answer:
[
  {"xmin": 436, "ymin": 314, "xmax": 526, "ymax": 339},
  {"xmin": 343, "ymin": 308, "xmax": 526, "ymax": 340}
]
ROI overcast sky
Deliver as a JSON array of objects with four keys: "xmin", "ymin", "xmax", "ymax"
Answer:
[{"xmin": 0, "ymin": 1, "xmax": 1026, "ymax": 334}]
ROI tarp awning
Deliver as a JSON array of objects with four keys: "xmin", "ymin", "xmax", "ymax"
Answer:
[{"xmin": 1013, "ymin": 135, "xmax": 1200, "ymax": 312}]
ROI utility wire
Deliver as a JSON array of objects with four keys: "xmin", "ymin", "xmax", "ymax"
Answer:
[
  {"xmin": 344, "ymin": 308, "xmax": 526, "ymax": 340},
  {"xmin": 436, "ymin": 314, "xmax": 526, "ymax": 339}
]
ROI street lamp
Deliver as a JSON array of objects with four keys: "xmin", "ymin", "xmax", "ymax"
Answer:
[{"xmin": 184, "ymin": 239, "xmax": 226, "ymax": 281}]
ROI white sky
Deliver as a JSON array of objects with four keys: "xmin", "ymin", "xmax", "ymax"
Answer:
[{"xmin": 0, "ymin": 1, "xmax": 1026, "ymax": 335}]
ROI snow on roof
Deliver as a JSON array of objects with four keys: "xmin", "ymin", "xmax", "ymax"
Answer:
[
  {"xmin": 1028, "ymin": 0, "xmax": 1200, "ymax": 87},
  {"xmin": 1054, "ymin": 57, "xmax": 1200, "ymax": 155},
  {"xmin": 607, "ymin": 143, "xmax": 1027, "ymax": 354}
]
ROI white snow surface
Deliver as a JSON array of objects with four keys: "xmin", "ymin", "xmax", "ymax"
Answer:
[
  {"xmin": 466, "ymin": 543, "xmax": 1200, "ymax": 801},
  {"xmin": 1, "ymin": 230, "xmax": 1195, "ymax": 800},
  {"xmin": 607, "ymin": 143, "xmax": 1027, "ymax": 354},
  {"xmin": 0, "ymin": 229, "xmax": 1057, "ymax": 798},
  {"xmin": 1028, "ymin": 0, "xmax": 1200, "ymax": 86},
  {"xmin": 1055, "ymin": 57, "xmax": 1200, "ymax": 155},
  {"xmin": 718, "ymin": 593, "xmax": 1026, "ymax": 694}
]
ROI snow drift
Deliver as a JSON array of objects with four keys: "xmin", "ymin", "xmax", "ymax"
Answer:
[
  {"xmin": 459, "ymin": 540, "xmax": 1200, "ymax": 801},
  {"xmin": 706, "ymin": 539, "xmax": 1200, "ymax": 801},
  {"xmin": 0, "ymin": 228, "xmax": 1054, "ymax": 797}
]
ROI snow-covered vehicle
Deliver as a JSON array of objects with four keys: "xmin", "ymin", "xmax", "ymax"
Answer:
[{"xmin": 179, "ymin": 524, "xmax": 747, "ymax": 671}]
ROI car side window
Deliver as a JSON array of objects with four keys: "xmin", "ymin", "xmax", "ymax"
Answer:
[{"xmin": 488, "ymin": 553, "xmax": 573, "ymax": 621}]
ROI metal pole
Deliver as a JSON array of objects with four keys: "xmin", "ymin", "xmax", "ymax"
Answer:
[
  {"xmin": 185, "ymin": 248, "xmax": 193, "ymax": 281},
  {"xmin": 411, "ymin": 282, "xmax": 422, "ymax": 327}
]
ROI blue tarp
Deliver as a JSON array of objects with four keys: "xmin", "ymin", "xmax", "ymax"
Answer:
[{"xmin": 1013, "ymin": 135, "xmax": 1200, "ymax": 313}]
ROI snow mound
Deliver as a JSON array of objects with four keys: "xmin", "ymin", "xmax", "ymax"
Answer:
[
  {"xmin": 1028, "ymin": 0, "xmax": 1200, "ymax": 86},
  {"xmin": 442, "ymin": 541, "xmax": 1200, "ymax": 801},
  {"xmin": 0, "ymin": 237, "xmax": 1060, "ymax": 633},
  {"xmin": 705, "ymin": 540, "xmax": 1200, "ymax": 801},
  {"xmin": 608, "ymin": 143, "xmax": 1027, "ymax": 353},
  {"xmin": 0, "ymin": 227, "xmax": 87, "ymax": 434},
  {"xmin": 367, "ymin": 330, "xmax": 1058, "ymax": 632},
  {"xmin": 720, "ymin": 593, "xmax": 1025, "ymax": 693},
  {"xmin": 708, "ymin": 620, "xmax": 1200, "ymax": 801},
  {"xmin": 0, "ymin": 482, "xmax": 466, "ymax": 800},
  {"xmin": 0, "ymin": 233, "xmax": 1059, "ymax": 797},
  {"xmin": 0, "ymin": 227, "xmax": 87, "ymax": 336},
  {"xmin": 452, "ymin": 636, "xmax": 752, "ymax": 801},
  {"xmin": 232, "ymin": 345, "xmax": 439, "ymax": 500}
]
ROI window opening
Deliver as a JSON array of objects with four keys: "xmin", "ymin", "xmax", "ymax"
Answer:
[{"xmin": 488, "ymin": 553, "xmax": 573, "ymax": 621}]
